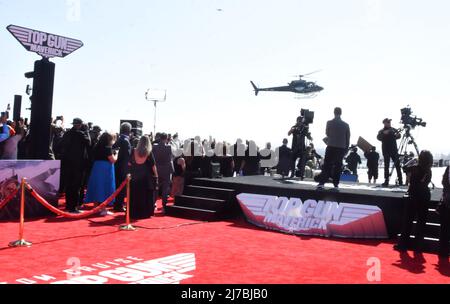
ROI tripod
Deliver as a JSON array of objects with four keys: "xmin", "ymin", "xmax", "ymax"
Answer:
[{"xmin": 389, "ymin": 126, "xmax": 420, "ymax": 184}]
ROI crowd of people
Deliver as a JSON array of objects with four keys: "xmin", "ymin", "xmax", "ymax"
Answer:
[
  {"xmin": 2, "ymin": 107, "xmax": 450, "ymax": 257},
  {"xmin": 0, "ymin": 112, "xmax": 313, "ymax": 218}
]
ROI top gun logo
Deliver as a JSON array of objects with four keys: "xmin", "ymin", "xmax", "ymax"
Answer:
[
  {"xmin": 1, "ymin": 253, "xmax": 196, "ymax": 284},
  {"xmin": 7, "ymin": 25, "xmax": 83, "ymax": 58},
  {"xmin": 237, "ymin": 193, "xmax": 388, "ymax": 239}
]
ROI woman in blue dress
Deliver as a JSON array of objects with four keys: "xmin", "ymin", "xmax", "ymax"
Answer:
[{"xmin": 85, "ymin": 132, "xmax": 118, "ymax": 216}]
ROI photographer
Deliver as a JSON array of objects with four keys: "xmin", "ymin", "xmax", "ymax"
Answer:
[
  {"xmin": 289, "ymin": 113, "xmax": 313, "ymax": 180},
  {"xmin": 377, "ymin": 118, "xmax": 403, "ymax": 187}
]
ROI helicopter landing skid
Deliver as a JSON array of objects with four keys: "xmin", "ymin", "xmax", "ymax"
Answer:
[{"xmin": 294, "ymin": 94, "xmax": 318, "ymax": 99}]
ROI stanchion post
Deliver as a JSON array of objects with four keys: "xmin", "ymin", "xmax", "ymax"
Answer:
[
  {"xmin": 9, "ymin": 178, "xmax": 32, "ymax": 247},
  {"xmin": 119, "ymin": 174, "xmax": 136, "ymax": 231}
]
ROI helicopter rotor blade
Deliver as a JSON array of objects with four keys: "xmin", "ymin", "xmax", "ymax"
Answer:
[{"xmin": 302, "ymin": 69, "xmax": 322, "ymax": 77}]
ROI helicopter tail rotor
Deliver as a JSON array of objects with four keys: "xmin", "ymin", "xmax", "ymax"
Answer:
[{"xmin": 250, "ymin": 81, "xmax": 259, "ymax": 96}]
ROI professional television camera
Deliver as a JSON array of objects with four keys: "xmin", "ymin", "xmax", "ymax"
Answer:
[
  {"xmin": 300, "ymin": 108, "xmax": 315, "ymax": 126},
  {"xmin": 291, "ymin": 109, "xmax": 314, "ymax": 140},
  {"xmin": 401, "ymin": 106, "xmax": 426, "ymax": 129}
]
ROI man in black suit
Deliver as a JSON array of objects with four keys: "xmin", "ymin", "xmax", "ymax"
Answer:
[
  {"xmin": 276, "ymin": 139, "xmax": 292, "ymax": 177},
  {"xmin": 317, "ymin": 107, "xmax": 351, "ymax": 190},
  {"xmin": 153, "ymin": 133, "xmax": 174, "ymax": 213},
  {"xmin": 113, "ymin": 122, "xmax": 132, "ymax": 212},
  {"xmin": 60, "ymin": 118, "xmax": 91, "ymax": 213}
]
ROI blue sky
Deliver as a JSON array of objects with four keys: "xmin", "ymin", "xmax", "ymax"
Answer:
[{"xmin": 1, "ymin": 0, "xmax": 449, "ymax": 154}]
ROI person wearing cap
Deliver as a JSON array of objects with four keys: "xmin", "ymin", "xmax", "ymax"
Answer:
[
  {"xmin": 377, "ymin": 118, "xmax": 403, "ymax": 187},
  {"xmin": 60, "ymin": 118, "xmax": 91, "ymax": 213}
]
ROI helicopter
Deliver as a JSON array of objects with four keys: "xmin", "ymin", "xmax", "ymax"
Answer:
[{"xmin": 250, "ymin": 71, "xmax": 324, "ymax": 98}]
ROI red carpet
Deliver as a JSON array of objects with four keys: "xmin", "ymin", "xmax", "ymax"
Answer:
[{"xmin": 1, "ymin": 201, "xmax": 450, "ymax": 284}]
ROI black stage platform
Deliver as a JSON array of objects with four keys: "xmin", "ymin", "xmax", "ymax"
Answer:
[
  {"xmin": 195, "ymin": 175, "xmax": 443, "ymax": 202},
  {"xmin": 168, "ymin": 176, "xmax": 444, "ymax": 253}
]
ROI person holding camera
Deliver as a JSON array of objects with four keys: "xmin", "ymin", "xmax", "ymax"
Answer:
[
  {"xmin": 377, "ymin": 118, "xmax": 403, "ymax": 187},
  {"xmin": 85, "ymin": 132, "xmax": 118, "ymax": 216},
  {"xmin": 438, "ymin": 165, "xmax": 450, "ymax": 259},
  {"xmin": 316, "ymin": 107, "xmax": 351, "ymax": 190},
  {"xmin": 60, "ymin": 118, "xmax": 91, "ymax": 214},
  {"xmin": 289, "ymin": 115, "xmax": 312, "ymax": 179}
]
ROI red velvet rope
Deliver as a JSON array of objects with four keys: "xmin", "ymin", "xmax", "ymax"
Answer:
[
  {"xmin": 0, "ymin": 186, "xmax": 20, "ymax": 210},
  {"xmin": 25, "ymin": 180, "xmax": 128, "ymax": 219}
]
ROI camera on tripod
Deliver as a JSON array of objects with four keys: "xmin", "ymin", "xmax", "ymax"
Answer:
[
  {"xmin": 400, "ymin": 106, "xmax": 426, "ymax": 129},
  {"xmin": 301, "ymin": 109, "xmax": 315, "ymax": 125}
]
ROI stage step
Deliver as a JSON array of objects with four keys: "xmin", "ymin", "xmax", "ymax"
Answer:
[
  {"xmin": 183, "ymin": 185, "xmax": 235, "ymax": 201},
  {"xmin": 175, "ymin": 195, "xmax": 227, "ymax": 211},
  {"xmin": 166, "ymin": 183, "xmax": 238, "ymax": 221},
  {"xmin": 427, "ymin": 209, "xmax": 440, "ymax": 224},
  {"xmin": 165, "ymin": 205, "xmax": 220, "ymax": 222},
  {"xmin": 403, "ymin": 236, "xmax": 445, "ymax": 254}
]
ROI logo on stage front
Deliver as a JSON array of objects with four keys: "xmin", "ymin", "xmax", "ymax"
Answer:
[
  {"xmin": 237, "ymin": 193, "xmax": 388, "ymax": 239},
  {"xmin": 4, "ymin": 253, "xmax": 196, "ymax": 284},
  {"xmin": 7, "ymin": 25, "xmax": 83, "ymax": 58}
]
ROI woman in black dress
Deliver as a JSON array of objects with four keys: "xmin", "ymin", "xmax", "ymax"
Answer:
[
  {"xmin": 129, "ymin": 136, "xmax": 159, "ymax": 219},
  {"xmin": 394, "ymin": 150, "xmax": 433, "ymax": 252}
]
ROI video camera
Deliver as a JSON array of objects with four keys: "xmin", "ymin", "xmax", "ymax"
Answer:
[
  {"xmin": 400, "ymin": 106, "xmax": 426, "ymax": 129},
  {"xmin": 300, "ymin": 109, "xmax": 315, "ymax": 125}
]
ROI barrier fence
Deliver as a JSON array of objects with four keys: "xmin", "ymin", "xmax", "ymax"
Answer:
[{"xmin": 0, "ymin": 174, "xmax": 136, "ymax": 248}]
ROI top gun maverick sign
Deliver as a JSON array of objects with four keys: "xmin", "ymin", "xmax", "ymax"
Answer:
[
  {"xmin": 7, "ymin": 25, "xmax": 83, "ymax": 159},
  {"xmin": 237, "ymin": 193, "xmax": 388, "ymax": 239},
  {"xmin": 7, "ymin": 25, "xmax": 83, "ymax": 58}
]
